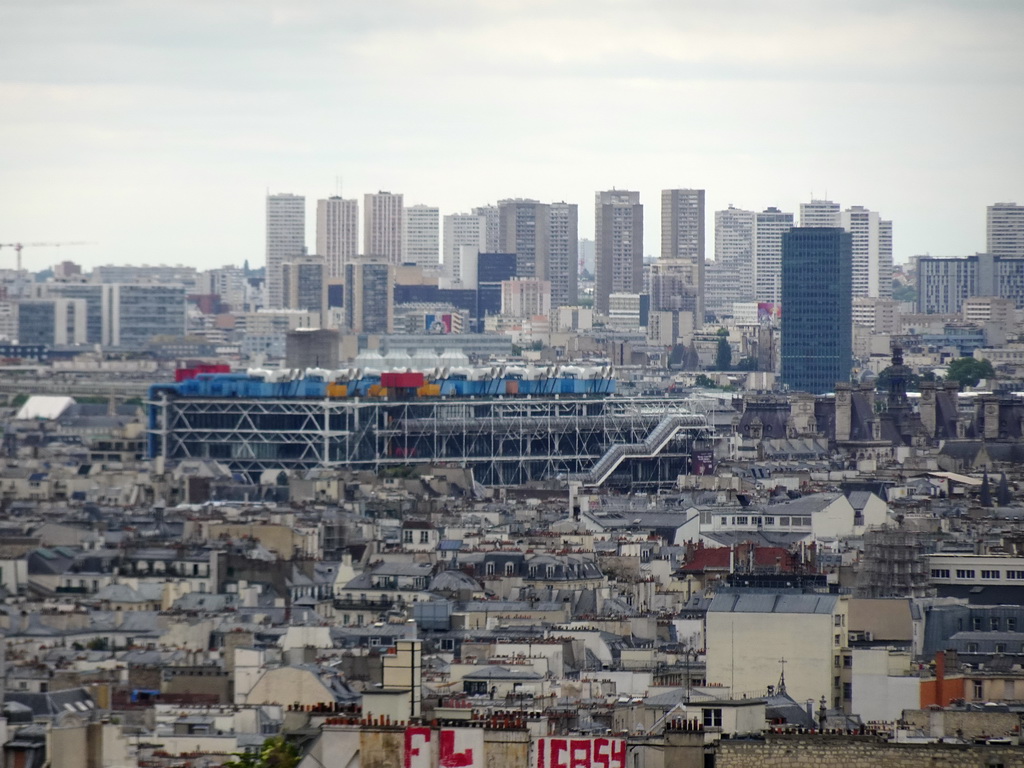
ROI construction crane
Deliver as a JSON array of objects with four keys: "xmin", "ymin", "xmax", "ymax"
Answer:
[{"xmin": 0, "ymin": 242, "xmax": 92, "ymax": 272}]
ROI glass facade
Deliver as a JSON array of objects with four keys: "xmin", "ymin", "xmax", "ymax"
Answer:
[{"xmin": 781, "ymin": 227, "xmax": 853, "ymax": 394}]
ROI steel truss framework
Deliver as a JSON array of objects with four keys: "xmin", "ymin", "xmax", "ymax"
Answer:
[{"xmin": 149, "ymin": 394, "xmax": 713, "ymax": 488}]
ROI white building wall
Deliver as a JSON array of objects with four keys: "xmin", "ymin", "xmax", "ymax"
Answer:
[
  {"xmin": 850, "ymin": 648, "xmax": 920, "ymax": 722},
  {"xmin": 316, "ymin": 197, "xmax": 359, "ymax": 279},
  {"xmin": 403, "ymin": 204, "xmax": 440, "ymax": 269},
  {"xmin": 443, "ymin": 213, "xmax": 486, "ymax": 283},
  {"xmin": 266, "ymin": 193, "xmax": 306, "ymax": 309}
]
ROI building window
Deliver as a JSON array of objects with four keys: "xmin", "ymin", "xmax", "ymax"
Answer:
[
  {"xmin": 835, "ymin": 615, "xmax": 843, "ymax": 626},
  {"xmin": 420, "ymin": 531, "xmax": 429, "ymax": 544},
  {"xmin": 931, "ymin": 569, "xmax": 951, "ymax": 579},
  {"xmin": 991, "ymin": 618, "xmax": 1001, "ymax": 631},
  {"xmin": 834, "ymin": 655, "xmax": 840, "ymax": 668},
  {"xmin": 996, "ymin": 643, "xmax": 1007, "ymax": 653},
  {"xmin": 701, "ymin": 708, "xmax": 722, "ymax": 728},
  {"xmin": 843, "ymin": 683, "xmax": 852, "ymax": 700},
  {"xmin": 505, "ymin": 562, "xmax": 515, "ymax": 576},
  {"xmin": 967, "ymin": 643, "xmax": 979, "ymax": 653},
  {"xmin": 982, "ymin": 570, "xmax": 1001, "ymax": 580},
  {"xmin": 734, "ymin": 516, "xmax": 748, "ymax": 526},
  {"xmin": 764, "ymin": 517, "xmax": 775, "ymax": 525},
  {"xmin": 956, "ymin": 569, "xmax": 976, "ymax": 579},
  {"xmin": 403, "ymin": 530, "xmax": 413, "ymax": 544},
  {"xmin": 843, "ymin": 656, "xmax": 852, "ymax": 668},
  {"xmin": 1008, "ymin": 618, "xmax": 1016, "ymax": 632},
  {"xmin": 835, "ymin": 634, "xmax": 841, "ymax": 646},
  {"xmin": 485, "ymin": 562, "xmax": 495, "ymax": 576},
  {"xmin": 973, "ymin": 680, "xmax": 983, "ymax": 698},
  {"xmin": 1007, "ymin": 571, "xmax": 1024, "ymax": 580},
  {"xmin": 973, "ymin": 617, "xmax": 983, "ymax": 631}
]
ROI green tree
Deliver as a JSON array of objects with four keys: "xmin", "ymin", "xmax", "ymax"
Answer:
[
  {"xmin": 694, "ymin": 374, "xmax": 716, "ymax": 388},
  {"xmin": 225, "ymin": 737, "xmax": 300, "ymax": 768},
  {"xmin": 946, "ymin": 357, "xmax": 995, "ymax": 388},
  {"xmin": 714, "ymin": 329, "xmax": 732, "ymax": 370},
  {"xmin": 733, "ymin": 356, "xmax": 758, "ymax": 372}
]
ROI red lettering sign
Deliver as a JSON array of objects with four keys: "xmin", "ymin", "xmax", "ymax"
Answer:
[
  {"xmin": 439, "ymin": 728, "xmax": 483, "ymax": 768},
  {"xmin": 534, "ymin": 737, "xmax": 626, "ymax": 768},
  {"xmin": 404, "ymin": 727, "xmax": 433, "ymax": 768}
]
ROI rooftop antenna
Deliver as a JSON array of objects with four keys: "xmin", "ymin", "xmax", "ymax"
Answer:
[{"xmin": 777, "ymin": 657, "xmax": 787, "ymax": 695}]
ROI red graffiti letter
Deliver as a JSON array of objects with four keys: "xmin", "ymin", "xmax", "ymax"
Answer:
[
  {"xmin": 439, "ymin": 729, "xmax": 475, "ymax": 767},
  {"xmin": 568, "ymin": 739, "xmax": 591, "ymax": 768},
  {"xmin": 404, "ymin": 727, "xmax": 432, "ymax": 768},
  {"xmin": 549, "ymin": 738, "xmax": 569, "ymax": 768}
]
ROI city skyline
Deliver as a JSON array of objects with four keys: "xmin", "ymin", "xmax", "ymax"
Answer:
[{"xmin": 2, "ymin": 1, "xmax": 1021, "ymax": 270}]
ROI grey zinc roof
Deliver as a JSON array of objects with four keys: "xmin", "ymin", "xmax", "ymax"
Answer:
[
  {"xmin": 708, "ymin": 592, "xmax": 838, "ymax": 615},
  {"xmin": 461, "ymin": 665, "xmax": 543, "ymax": 681},
  {"xmin": 758, "ymin": 492, "xmax": 841, "ymax": 515}
]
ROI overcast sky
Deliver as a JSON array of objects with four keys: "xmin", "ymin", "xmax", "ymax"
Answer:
[{"xmin": 2, "ymin": 0, "xmax": 1022, "ymax": 271}]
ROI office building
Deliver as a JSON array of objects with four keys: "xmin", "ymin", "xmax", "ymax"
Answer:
[
  {"xmin": 203, "ymin": 265, "xmax": 249, "ymax": 313},
  {"xmin": 753, "ymin": 207, "xmax": 794, "ymax": 304},
  {"xmin": 649, "ymin": 258, "xmax": 700, "ymax": 320},
  {"xmin": 14, "ymin": 299, "xmax": 88, "ymax": 346},
  {"xmin": 282, "ymin": 255, "xmax": 327, "ymax": 313},
  {"xmin": 703, "ymin": 260, "xmax": 746, "ymax": 318},
  {"xmin": 266, "ymin": 193, "xmax": 306, "ymax": 309},
  {"xmin": 841, "ymin": 205, "xmax": 892, "ymax": 299},
  {"xmin": 498, "ymin": 199, "xmax": 548, "ymax": 281},
  {"xmin": 917, "ymin": 254, "xmax": 1024, "ymax": 313},
  {"xmin": 344, "ymin": 257, "xmax": 394, "ymax": 334},
  {"xmin": 402, "ymin": 204, "xmax": 440, "ymax": 269},
  {"xmin": 661, "ymin": 189, "xmax": 705, "ymax": 321},
  {"xmin": 781, "ymin": 227, "xmax": 853, "ymax": 394},
  {"xmin": 595, "ymin": 190, "xmax": 643, "ymax": 315},
  {"xmin": 477, "ymin": 252, "xmax": 518, "ymax": 322},
  {"xmin": 711, "ymin": 205, "xmax": 756, "ymax": 311},
  {"xmin": 547, "ymin": 202, "xmax": 579, "ymax": 309},
  {"xmin": 363, "ymin": 191, "xmax": 404, "ymax": 264},
  {"xmin": 36, "ymin": 283, "xmax": 104, "ymax": 343},
  {"xmin": 316, "ymin": 197, "xmax": 359, "ymax": 279},
  {"xmin": 607, "ymin": 293, "xmax": 649, "ymax": 331},
  {"xmin": 442, "ymin": 213, "xmax": 486, "ymax": 284},
  {"xmin": 472, "ymin": 205, "xmax": 501, "ymax": 253},
  {"xmin": 500, "ymin": 278, "xmax": 551, "ymax": 318},
  {"xmin": 987, "ymin": 203, "xmax": 1024, "ymax": 257},
  {"xmin": 799, "ymin": 199, "xmax": 841, "ymax": 228},
  {"xmin": 90, "ymin": 264, "xmax": 201, "ymax": 293},
  {"xmin": 37, "ymin": 283, "xmax": 186, "ymax": 349}
]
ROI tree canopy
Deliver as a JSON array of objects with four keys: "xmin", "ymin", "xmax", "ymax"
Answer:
[
  {"xmin": 946, "ymin": 357, "xmax": 995, "ymax": 388},
  {"xmin": 715, "ymin": 331, "xmax": 732, "ymax": 370},
  {"xmin": 224, "ymin": 737, "xmax": 300, "ymax": 768}
]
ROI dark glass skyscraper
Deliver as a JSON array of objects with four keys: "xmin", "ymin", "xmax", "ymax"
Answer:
[{"xmin": 781, "ymin": 227, "xmax": 853, "ymax": 394}]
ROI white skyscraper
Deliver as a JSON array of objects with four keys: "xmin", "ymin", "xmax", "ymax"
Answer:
[
  {"xmin": 753, "ymin": 207, "xmax": 794, "ymax": 304},
  {"xmin": 595, "ymin": 190, "xmax": 643, "ymax": 316},
  {"xmin": 661, "ymin": 189, "xmax": 706, "ymax": 323},
  {"xmin": 402, "ymin": 204, "xmax": 440, "ymax": 269},
  {"xmin": 363, "ymin": 191, "xmax": 404, "ymax": 264},
  {"xmin": 266, "ymin": 193, "xmax": 305, "ymax": 309},
  {"xmin": 443, "ymin": 213, "xmax": 486, "ymax": 284},
  {"xmin": 547, "ymin": 201, "xmax": 579, "ymax": 308},
  {"xmin": 800, "ymin": 199, "xmax": 841, "ymax": 228},
  {"xmin": 713, "ymin": 205, "xmax": 756, "ymax": 307},
  {"xmin": 841, "ymin": 205, "xmax": 893, "ymax": 299},
  {"xmin": 472, "ymin": 205, "xmax": 501, "ymax": 252},
  {"xmin": 316, "ymin": 197, "xmax": 358, "ymax": 279},
  {"xmin": 988, "ymin": 203, "xmax": 1024, "ymax": 257}
]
